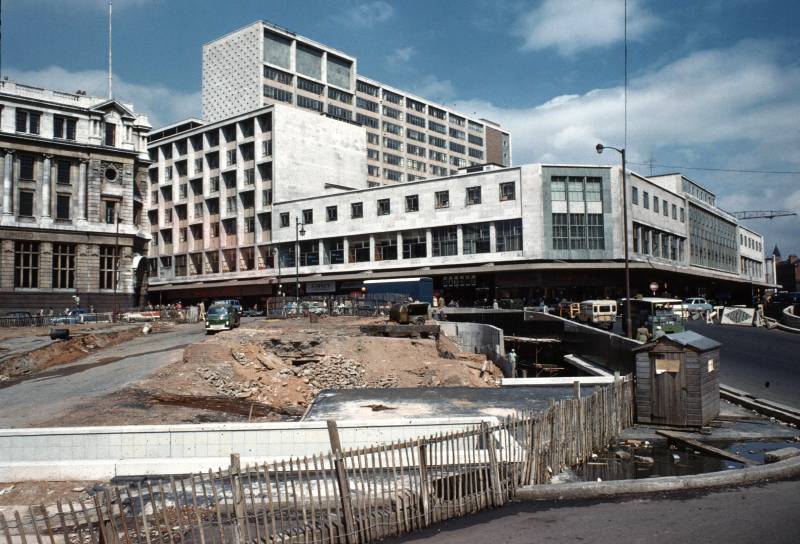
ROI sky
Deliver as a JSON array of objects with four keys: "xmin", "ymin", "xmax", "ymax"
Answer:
[{"xmin": 4, "ymin": 0, "xmax": 799, "ymax": 254}]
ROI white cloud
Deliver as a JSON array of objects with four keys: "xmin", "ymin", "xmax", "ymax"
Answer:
[
  {"xmin": 341, "ymin": 1, "xmax": 394, "ymax": 27},
  {"xmin": 453, "ymin": 39, "xmax": 800, "ymax": 250},
  {"xmin": 409, "ymin": 75, "xmax": 456, "ymax": 104},
  {"xmin": 514, "ymin": 0, "xmax": 659, "ymax": 56},
  {"xmin": 6, "ymin": 65, "xmax": 200, "ymax": 128},
  {"xmin": 387, "ymin": 46, "xmax": 414, "ymax": 64}
]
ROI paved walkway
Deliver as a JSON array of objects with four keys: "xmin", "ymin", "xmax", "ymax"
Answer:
[
  {"xmin": 391, "ymin": 478, "xmax": 800, "ymax": 543},
  {"xmin": 0, "ymin": 324, "xmax": 205, "ymax": 428}
]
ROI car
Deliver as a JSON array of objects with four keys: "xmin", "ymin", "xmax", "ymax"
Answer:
[
  {"xmin": 50, "ymin": 308, "xmax": 96, "ymax": 325},
  {"xmin": 205, "ymin": 303, "xmax": 241, "ymax": 334},
  {"xmin": 240, "ymin": 308, "xmax": 264, "ymax": 317},
  {"xmin": 682, "ymin": 297, "xmax": 713, "ymax": 313}
]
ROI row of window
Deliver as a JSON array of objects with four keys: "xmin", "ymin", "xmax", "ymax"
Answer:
[
  {"xmin": 551, "ymin": 176, "xmax": 602, "ymax": 202},
  {"xmin": 14, "ymin": 189, "xmax": 119, "ymax": 223},
  {"xmin": 12, "ymin": 241, "xmax": 118, "ymax": 289},
  {"xmin": 10, "ymin": 153, "xmax": 74, "ymax": 184},
  {"xmin": 14, "ymin": 108, "xmax": 117, "ymax": 145},
  {"xmin": 552, "ymin": 213, "xmax": 605, "ymax": 250},
  {"xmin": 631, "ymin": 186, "xmax": 685, "ymax": 222},
  {"xmin": 632, "ymin": 223, "xmax": 686, "ymax": 262},
  {"xmin": 740, "ymin": 233, "xmax": 762, "ymax": 253},
  {"xmin": 740, "ymin": 257, "xmax": 763, "ymax": 277},
  {"xmin": 278, "ymin": 182, "xmax": 516, "ymax": 227},
  {"xmin": 149, "ymin": 115, "xmax": 271, "ymax": 160}
]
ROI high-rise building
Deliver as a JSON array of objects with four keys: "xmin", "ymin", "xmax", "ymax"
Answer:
[
  {"xmin": 0, "ymin": 80, "xmax": 152, "ymax": 312},
  {"xmin": 202, "ymin": 21, "xmax": 511, "ymax": 186}
]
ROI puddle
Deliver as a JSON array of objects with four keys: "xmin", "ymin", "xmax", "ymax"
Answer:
[{"xmin": 578, "ymin": 438, "xmax": 797, "ymax": 481}]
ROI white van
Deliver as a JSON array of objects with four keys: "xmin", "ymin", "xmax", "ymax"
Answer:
[{"xmin": 578, "ymin": 300, "xmax": 617, "ymax": 330}]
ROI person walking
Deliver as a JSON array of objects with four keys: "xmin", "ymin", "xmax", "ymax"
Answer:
[
  {"xmin": 198, "ymin": 300, "xmax": 206, "ymax": 320},
  {"xmin": 507, "ymin": 348, "xmax": 518, "ymax": 376}
]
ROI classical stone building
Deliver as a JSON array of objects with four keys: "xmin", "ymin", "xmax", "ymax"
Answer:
[{"xmin": 0, "ymin": 80, "xmax": 151, "ymax": 313}]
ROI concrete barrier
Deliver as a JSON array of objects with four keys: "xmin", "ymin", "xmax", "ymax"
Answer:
[
  {"xmin": 439, "ymin": 321, "xmax": 509, "ymax": 375},
  {"xmin": 0, "ymin": 417, "xmax": 494, "ymax": 481}
]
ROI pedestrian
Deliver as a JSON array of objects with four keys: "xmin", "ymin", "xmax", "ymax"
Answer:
[
  {"xmin": 198, "ymin": 300, "xmax": 206, "ymax": 320},
  {"xmin": 493, "ymin": 299, "xmax": 499, "ymax": 310},
  {"xmin": 47, "ymin": 307, "xmax": 54, "ymax": 317},
  {"xmin": 636, "ymin": 325, "xmax": 650, "ymax": 343},
  {"xmin": 507, "ymin": 348, "xmax": 518, "ymax": 375},
  {"xmin": 37, "ymin": 308, "xmax": 44, "ymax": 317}
]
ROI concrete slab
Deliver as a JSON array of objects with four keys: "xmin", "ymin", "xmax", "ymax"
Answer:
[
  {"xmin": 303, "ymin": 385, "xmax": 597, "ymax": 421},
  {"xmin": 765, "ymin": 447, "xmax": 800, "ymax": 463}
]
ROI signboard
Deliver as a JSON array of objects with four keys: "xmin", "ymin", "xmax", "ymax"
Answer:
[{"xmin": 305, "ymin": 280, "xmax": 336, "ymax": 294}]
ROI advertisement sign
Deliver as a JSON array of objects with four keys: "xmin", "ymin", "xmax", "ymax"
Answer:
[{"xmin": 306, "ymin": 280, "xmax": 336, "ymax": 294}]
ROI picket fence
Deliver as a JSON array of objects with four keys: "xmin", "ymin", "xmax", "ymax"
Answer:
[{"xmin": 0, "ymin": 378, "xmax": 633, "ymax": 544}]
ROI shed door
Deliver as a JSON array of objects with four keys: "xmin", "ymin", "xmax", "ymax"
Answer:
[{"xmin": 651, "ymin": 352, "xmax": 687, "ymax": 426}]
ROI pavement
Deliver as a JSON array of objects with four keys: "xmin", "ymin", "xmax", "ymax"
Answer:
[
  {"xmin": 0, "ymin": 323, "xmax": 206, "ymax": 428},
  {"xmin": 685, "ymin": 320, "xmax": 800, "ymax": 407},
  {"xmin": 390, "ymin": 478, "xmax": 800, "ymax": 543}
]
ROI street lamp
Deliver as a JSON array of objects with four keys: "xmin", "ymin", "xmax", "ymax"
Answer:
[
  {"xmin": 596, "ymin": 143, "xmax": 633, "ymax": 338},
  {"xmin": 295, "ymin": 217, "xmax": 306, "ymax": 304},
  {"xmin": 272, "ymin": 246, "xmax": 282, "ymax": 296}
]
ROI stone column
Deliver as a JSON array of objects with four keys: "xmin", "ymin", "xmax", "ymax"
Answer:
[
  {"xmin": 489, "ymin": 222, "xmax": 497, "ymax": 253},
  {"xmin": 456, "ymin": 225, "xmax": 464, "ymax": 256},
  {"xmin": 41, "ymin": 154, "xmax": 52, "ymax": 217},
  {"xmin": 318, "ymin": 239, "xmax": 325, "ymax": 265},
  {"xmin": 369, "ymin": 234, "xmax": 375, "ymax": 262},
  {"xmin": 2, "ymin": 150, "xmax": 14, "ymax": 215},
  {"xmin": 396, "ymin": 232, "xmax": 404, "ymax": 260},
  {"xmin": 342, "ymin": 237, "xmax": 349, "ymax": 264},
  {"xmin": 77, "ymin": 159, "xmax": 88, "ymax": 220},
  {"xmin": 425, "ymin": 228, "xmax": 433, "ymax": 258}
]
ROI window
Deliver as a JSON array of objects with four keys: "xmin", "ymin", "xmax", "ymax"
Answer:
[
  {"xmin": 653, "ymin": 196, "xmax": 660, "ymax": 213},
  {"xmin": 469, "ymin": 148, "xmax": 484, "ymax": 160},
  {"xmin": 551, "ymin": 177, "xmax": 566, "ymax": 201},
  {"xmin": 179, "ymin": 227, "xmax": 187, "ymax": 242},
  {"xmin": 15, "ymin": 109, "xmax": 41, "ymax": 134},
  {"xmin": 643, "ymin": 191, "xmax": 650, "ymax": 209},
  {"xmin": 383, "ymin": 169, "xmax": 402, "ymax": 182},
  {"xmin": 325, "ymin": 205, "xmax": 338, "ymax": 222},
  {"xmin": 435, "ymin": 190, "xmax": 449, "ymax": 209},
  {"xmin": 407, "ymin": 144, "xmax": 425, "ymax": 157},
  {"xmin": 383, "ymin": 105, "xmax": 401, "ymax": 119},
  {"xmin": 194, "ymin": 202, "xmax": 204, "ymax": 218},
  {"xmin": 164, "ymin": 208, "xmax": 172, "ymax": 224},
  {"xmin": 405, "ymin": 194, "xmax": 419, "ymax": 212},
  {"xmin": 226, "ymin": 149, "xmax": 237, "ymax": 166},
  {"xmin": 500, "ymin": 182, "xmax": 516, "ymax": 201},
  {"xmin": 429, "ymin": 136, "xmax": 446, "ymax": 148},
  {"xmin": 348, "ymin": 238, "xmax": 371, "ymax": 263},
  {"xmin": 585, "ymin": 178, "xmax": 601, "ymax": 201},
  {"xmin": 357, "ymin": 114, "xmax": 378, "ymax": 128},
  {"xmin": 263, "ymin": 85, "xmax": 293, "ymax": 104},
  {"xmin": 210, "ymin": 222, "xmax": 219, "ymax": 237},
  {"xmin": 179, "ymin": 184, "xmax": 188, "ymax": 199},
  {"xmin": 19, "ymin": 154, "xmax": 34, "ymax": 180},
  {"xmin": 210, "ymin": 176, "xmax": 220, "ymax": 192},
  {"xmin": 151, "ymin": 190, "xmax": 158, "ymax": 204},
  {"xmin": 368, "ymin": 165, "xmax": 380, "ymax": 177},
  {"xmin": 496, "ymin": 219, "xmax": 523, "ymax": 252},
  {"xmin": 406, "ymin": 113, "xmax": 425, "ymax": 127},
  {"xmin": 226, "ymin": 196, "xmax": 237, "ymax": 213},
  {"xmin": 99, "ymin": 246, "xmax": 118, "ymax": 289},
  {"xmin": 552, "ymin": 213, "xmax": 569, "ymax": 249},
  {"xmin": 56, "ymin": 194, "xmax": 71, "ymax": 220},
  {"xmin": 407, "ymin": 128, "xmax": 426, "ymax": 142},
  {"xmin": 375, "ymin": 235, "xmax": 398, "ymax": 261},
  {"xmin": 328, "ymin": 88, "xmax": 353, "ymax": 104},
  {"xmin": 432, "ymin": 227, "xmax": 458, "ymax": 257},
  {"xmin": 569, "ymin": 213, "xmax": 586, "ymax": 249},
  {"xmin": 449, "ymin": 127, "xmax": 465, "ymax": 140},
  {"xmin": 244, "ymin": 168, "xmax": 255, "ymax": 185},
  {"xmin": 382, "ymin": 121, "xmax": 401, "ymax": 135},
  {"xmin": 402, "ymin": 231, "xmax": 427, "ymax": 259},
  {"xmin": 429, "ymin": 150, "xmax": 446, "ymax": 163},
  {"xmin": 450, "ymin": 142, "xmax": 466, "ymax": 155},
  {"xmin": 383, "ymin": 137, "xmax": 403, "ymax": 151},
  {"xmin": 302, "ymin": 209, "xmax": 313, "ymax": 224},
  {"xmin": 664, "ymin": 202, "xmax": 670, "ymax": 217},
  {"xmin": 568, "ymin": 178, "xmax": 584, "ymax": 201},
  {"xmin": 377, "ymin": 198, "xmax": 390, "ymax": 215},
  {"xmin": 382, "ymin": 90, "xmax": 402, "ymax": 104},
  {"xmin": 105, "ymin": 201, "xmax": 118, "ymax": 224},
  {"xmin": 279, "ymin": 212, "xmax": 290, "ymax": 227},
  {"xmin": 50, "ymin": 243, "xmax": 76, "ymax": 289},
  {"xmin": 264, "ymin": 66, "xmax": 293, "ymax": 85},
  {"xmin": 468, "ymin": 134, "xmax": 483, "ymax": 146},
  {"xmin": 297, "ymin": 95, "xmax": 323, "ymax": 112},
  {"xmin": 587, "ymin": 214, "xmax": 605, "ymax": 249},
  {"xmin": 244, "ymin": 217, "xmax": 255, "ymax": 233},
  {"xmin": 104, "ymin": 123, "xmax": 116, "ymax": 146},
  {"xmin": 466, "ymin": 186, "xmax": 481, "ymax": 205},
  {"xmin": 175, "ymin": 255, "xmax": 187, "ymax": 276},
  {"xmin": 632, "ymin": 186, "xmax": 639, "ymax": 205},
  {"xmin": 429, "ymin": 106, "xmax": 446, "ymax": 120},
  {"xmin": 357, "ymin": 97, "xmax": 378, "ymax": 112},
  {"xmin": 463, "ymin": 223, "xmax": 490, "ymax": 254},
  {"xmin": 53, "ymin": 116, "xmax": 77, "ymax": 140},
  {"xmin": 428, "ymin": 121, "xmax": 446, "ymax": 134},
  {"xmin": 13, "ymin": 241, "xmax": 40, "ymax": 288},
  {"xmin": 328, "ymin": 105, "xmax": 352, "ymax": 121},
  {"xmin": 357, "ymin": 79, "xmax": 379, "ymax": 96},
  {"xmin": 680, "ymin": 207, "xmax": 685, "ymax": 222},
  {"xmin": 351, "ymin": 202, "xmax": 363, "ymax": 219},
  {"xmin": 383, "ymin": 153, "xmax": 403, "ymax": 166},
  {"xmin": 18, "ymin": 191, "xmax": 34, "ymax": 217}
]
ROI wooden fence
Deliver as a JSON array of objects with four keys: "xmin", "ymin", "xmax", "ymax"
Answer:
[{"xmin": 0, "ymin": 378, "xmax": 633, "ymax": 544}]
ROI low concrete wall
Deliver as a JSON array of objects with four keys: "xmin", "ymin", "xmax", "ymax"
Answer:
[
  {"xmin": 439, "ymin": 321, "xmax": 510, "ymax": 376},
  {"xmin": 0, "ymin": 417, "xmax": 493, "ymax": 481}
]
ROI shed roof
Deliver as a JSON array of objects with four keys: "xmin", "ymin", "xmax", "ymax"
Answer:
[{"xmin": 632, "ymin": 330, "xmax": 721, "ymax": 352}]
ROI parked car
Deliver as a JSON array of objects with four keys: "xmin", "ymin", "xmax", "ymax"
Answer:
[
  {"xmin": 51, "ymin": 308, "xmax": 96, "ymax": 325},
  {"xmin": 578, "ymin": 300, "xmax": 617, "ymax": 330},
  {"xmin": 205, "ymin": 304, "xmax": 241, "ymax": 334},
  {"xmin": 681, "ymin": 297, "xmax": 713, "ymax": 314}
]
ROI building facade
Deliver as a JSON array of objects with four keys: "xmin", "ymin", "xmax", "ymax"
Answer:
[
  {"xmin": 0, "ymin": 80, "xmax": 151, "ymax": 312},
  {"xmin": 145, "ymin": 121, "xmax": 768, "ymax": 305},
  {"xmin": 202, "ymin": 21, "xmax": 511, "ymax": 187}
]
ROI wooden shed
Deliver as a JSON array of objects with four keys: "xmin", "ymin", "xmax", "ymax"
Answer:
[{"xmin": 633, "ymin": 331, "xmax": 720, "ymax": 427}]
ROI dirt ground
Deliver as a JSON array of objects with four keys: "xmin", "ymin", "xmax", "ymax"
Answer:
[
  {"xmin": 39, "ymin": 316, "xmax": 501, "ymax": 427},
  {"xmin": 0, "ymin": 481, "xmax": 97, "ymax": 509}
]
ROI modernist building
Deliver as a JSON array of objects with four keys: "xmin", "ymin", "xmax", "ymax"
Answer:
[
  {"xmin": 0, "ymin": 80, "xmax": 151, "ymax": 312},
  {"xmin": 202, "ymin": 21, "xmax": 511, "ymax": 187},
  {"xmin": 145, "ymin": 102, "xmax": 767, "ymax": 305}
]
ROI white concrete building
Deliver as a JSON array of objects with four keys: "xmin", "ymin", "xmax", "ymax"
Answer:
[
  {"xmin": 0, "ymin": 80, "xmax": 151, "ymax": 312},
  {"xmin": 201, "ymin": 21, "xmax": 511, "ymax": 187}
]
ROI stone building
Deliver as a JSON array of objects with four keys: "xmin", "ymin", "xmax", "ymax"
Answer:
[{"xmin": 0, "ymin": 80, "xmax": 151, "ymax": 313}]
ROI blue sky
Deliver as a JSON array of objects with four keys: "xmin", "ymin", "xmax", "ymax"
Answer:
[{"xmin": 5, "ymin": 0, "xmax": 800, "ymax": 254}]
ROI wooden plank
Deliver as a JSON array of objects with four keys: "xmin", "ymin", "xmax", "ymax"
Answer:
[
  {"xmin": 656, "ymin": 430, "xmax": 756, "ymax": 465},
  {"xmin": 326, "ymin": 421, "xmax": 357, "ymax": 544},
  {"xmin": 0, "ymin": 512, "xmax": 13, "ymax": 544}
]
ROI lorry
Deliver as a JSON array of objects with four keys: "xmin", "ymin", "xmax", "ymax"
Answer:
[{"xmin": 363, "ymin": 277, "xmax": 433, "ymax": 304}]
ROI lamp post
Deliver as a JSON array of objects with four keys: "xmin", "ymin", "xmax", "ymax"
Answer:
[
  {"xmin": 596, "ymin": 143, "xmax": 632, "ymax": 338},
  {"xmin": 295, "ymin": 217, "xmax": 306, "ymax": 304}
]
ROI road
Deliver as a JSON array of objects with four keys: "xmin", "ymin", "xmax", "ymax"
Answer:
[
  {"xmin": 392, "ymin": 479, "xmax": 800, "ymax": 543},
  {"xmin": 0, "ymin": 323, "xmax": 205, "ymax": 428},
  {"xmin": 685, "ymin": 320, "xmax": 800, "ymax": 407}
]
